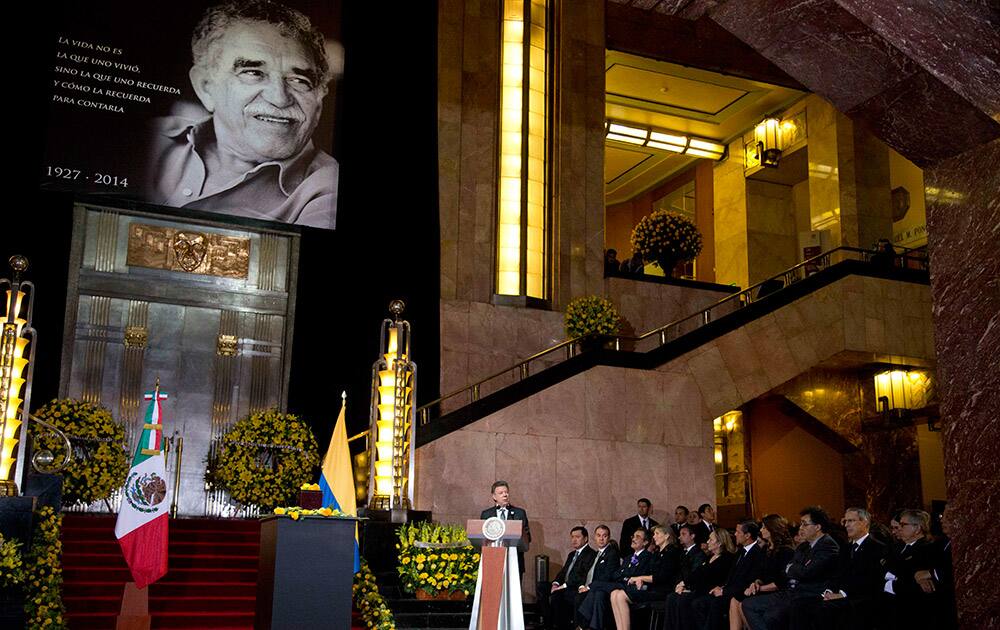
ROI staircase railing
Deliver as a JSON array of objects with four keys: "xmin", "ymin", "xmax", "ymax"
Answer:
[{"xmin": 413, "ymin": 244, "xmax": 927, "ymax": 427}]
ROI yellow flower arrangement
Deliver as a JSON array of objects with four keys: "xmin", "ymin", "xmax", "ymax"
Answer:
[
  {"xmin": 271, "ymin": 506, "xmax": 348, "ymax": 521},
  {"xmin": 23, "ymin": 506, "xmax": 66, "ymax": 628},
  {"xmin": 396, "ymin": 522, "xmax": 478, "ymax": 598},
  {"xmin": 354, "ymin": 558, "xmax": 395, "ymax": 629},
  {"xmin": 206, "ymin": 409, "xmax": 320, "ymax": 513},
  {"xmin": 0, "ymin": 532, "xmax": 25, "ymax": 588},
  {"xmin": 564, "ymin": 296, "xmax": 621, "ymax": 339},
  {"xmin": 31, "ymin": 399, "xmax": 128, "ymax": 508},
  {"xmin": 630, "ymin": 209, "xmax": 703, "ymax": 270}
]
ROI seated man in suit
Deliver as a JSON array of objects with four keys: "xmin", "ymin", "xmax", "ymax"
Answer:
[
  {"xmin": 663, "ymin": 523, "xmax": 708, "ymax": 630},
  {"xmin": 480, "ymin": 480, "xmax": 531, "ymax": 580},
  {"xmin": 883, "ymin": 509, "xmax": 940, "ymax": 629},
  {"xmin": 575, "ymin": 524, "xmax": 621, "ymax": 621},
  {"xmin": 692, "ymin": 520, "xmax": 766, "ymax": 629},
  {"xmin": 577, "ymin": 528, "xmax": 654, "ymax": 630},
  {"xmin": 537, "ymin": 526, "xmax": 596, "ymax": 630},
  {"xmin": 789, "ymin": 507, "xmax": 887, "ymax": 629},
  {"xmin": 620, "ymin": 498, "xmax": 658, "ymax": 553},
  {"xmin": 741, "ymin": 506, "xmax": 840, "ymax": 630}
]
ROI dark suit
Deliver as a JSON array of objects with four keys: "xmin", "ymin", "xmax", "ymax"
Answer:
[
  {"xmin": 538, "ymin": 546, "xmax": 597, "ymax": 629},
  {"xmin": 692, "ymin": 542, "xmax": 767, "ymax": 629},
  {"xmin": 577, "ymin": 549, "xmax": 653, "ymax": 629},
  {"xmin": 571, "ymin": 544, "xmax": 621, "ymax": 626},
  {"xmin": 670, "ymin": 522, "xmax": 684, "ymax": 539},
  {"xmin": 883, "ymin": 538, "xmax": 939, "ymax": 629},
  {"xmin": 481, "ymin": 504, "xmax": 531, "ymax": 578},
  {"xmin": 743, "ymin": 535, "xmax": 840, "ymax": 630},
  {"xmin": 666, "ymin": 552, "xmax": 733, "ymax": 630},
  {"xmin": 619, "ymin": 515, "xmax": 658, "ymax": 553},
  {"xmin": 790, "ymin": 534, "xmax": 888, "ymax": 630},
  {"xmin": 589, "ymin": 545, "xmax": 622, "ymax": 583},
  {"xmin": 663, "ymin": 545, "xmax": 709, "ymax": 630},
  {"xmin": 690, "ymin": 520, "xmax": 711, "ymax": 545}
]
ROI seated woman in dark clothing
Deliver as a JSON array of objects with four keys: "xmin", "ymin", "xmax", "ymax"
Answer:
[
  {"xmin": 609, "ymin": 525, "xmax": 680, "ymax": 630},
  {"xmin": 731, "ymin": 515, "xmax": 796, "ymax": 630},
  {"xmin": 665, "ymin": 528, "xmax": 737, "ymax": 629},
  {"xmin": 577, "ymin": 528, "xmax": 655, "ymax": 630}
]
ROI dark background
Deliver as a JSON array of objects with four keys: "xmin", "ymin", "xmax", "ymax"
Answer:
[{"xmin": 6, "ymin": 2, "xmax": 440, "ymax": 445}]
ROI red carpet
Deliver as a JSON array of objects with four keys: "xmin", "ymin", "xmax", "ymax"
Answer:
[{"xmin": 62, "ymin": 513, "xmax": 259, "ymax": 630}]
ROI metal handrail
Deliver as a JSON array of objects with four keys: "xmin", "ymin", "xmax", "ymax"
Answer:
[
  {"xmin": 29, "ymin": 413, "xmax": 73, "ymax": 473},
  {"xmin": 416, "ymin": 244, "xmax": 928, "ymax": 424}
]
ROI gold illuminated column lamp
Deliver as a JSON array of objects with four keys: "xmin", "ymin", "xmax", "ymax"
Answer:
[
  {"xmin": 367, "ymin": 300, "xmax": 416, "ymax": 522},
  {"xmin": 497, "ymin": 0, "xmax": 548, "ymax": 299},
  {"xmin": 0, "ymin": 256, "xmax": 37, "ymax": 496}
]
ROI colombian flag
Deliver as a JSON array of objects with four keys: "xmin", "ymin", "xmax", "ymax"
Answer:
[{"xmin": 319, "ymin": 394, "xmax": 359, "ymax": 572}]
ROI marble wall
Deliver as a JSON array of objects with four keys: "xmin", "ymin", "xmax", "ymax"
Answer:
[
  {"xmin": 778, "ymin": 368, "xmax": 928, "ymax": 522},
  {"xmin": 415, "ymin": 365, "xmax": 717, "ymax": 599},
  {"xmin": 713, "ymin": 139, "xmax": 750, "ymax": 287},
  {"xmin": 924, "ymin": 138, "xmax": 1000, "ymax": 629},
  {"xmin": 746, "ymin": 180, "xmax": 798, "ymax": 285},
  {"xmin": 604, "ymin": 277, "xmax": 734, "ymax": 339},
  {"xmin": 714, "ymin": 94, "xmax": 900, "ymax": 286},
  {"xmin": 438, "ymin": 0, "xmax": 607, "ymax": 307},
  {"xmin": 440, "ymin": 278, "xmax": 737, "ymax": 398}
]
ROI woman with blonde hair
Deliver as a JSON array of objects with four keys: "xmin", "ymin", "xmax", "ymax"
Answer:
[
  {"xmin": 609, "ymin": 525, "xmax": 680, "ymax": 630},
  {"xmin": 666, "ymin": 528, "xmax": 736, "ymax": 629}
]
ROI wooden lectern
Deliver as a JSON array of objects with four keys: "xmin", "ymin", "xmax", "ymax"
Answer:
[{"xmin": 467, "ymin": 518, "xmax": 526, "ymax": 630}]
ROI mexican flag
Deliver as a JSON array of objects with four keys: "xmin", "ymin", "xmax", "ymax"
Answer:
[{"xmin": 115, "ymin": 387, "xmax": 170, "ymax": 589}]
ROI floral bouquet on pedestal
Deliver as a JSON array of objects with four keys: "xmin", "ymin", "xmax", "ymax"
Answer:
[
  {"xmin": 630, "ymin": 210, "xmax": 703, "ymax": 274},
  {"xmin": 397, "ymin": 522, "xmax": 479, "ymax": 600},
  {"xmin": 564, "ymin": 295, "xmax": 621, "ymax": 341}
]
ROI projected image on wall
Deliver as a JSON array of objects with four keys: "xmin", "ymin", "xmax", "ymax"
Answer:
[{"xmin": 42, "ymin": 0, "xmax": 343, "ymax": 230}]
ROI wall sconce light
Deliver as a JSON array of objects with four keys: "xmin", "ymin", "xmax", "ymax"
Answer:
[
  {"xmin": 367, "ymin": 300, "xmax": 416, "ymax": 522},
  {"xmin": 754, "ymin": 117, "xmax": 782, "ymax": 167},
  {"xmin": 605, "ymin": 121, "xmax": 726, "ymax": 160},
  {"xmin": 1, "ymin": 255, "xmax": 36, "ymax": 496},
  {"xmin": 874, "ymin": 369, "xmax": 931, "ymax": 417}
]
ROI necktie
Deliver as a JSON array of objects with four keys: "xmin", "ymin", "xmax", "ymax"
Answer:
[
  {"xmin": 566, "ymin": 549, "xmax": 580, "ymax": 576},
  {"xmin": 630, "ymin": 553, "xmax": 639, "ymax": 567},
  {"xmin": 851, "ymin": 542, "xmax": 859, "ymax": 557},
  {"xmin": 500, "ymin": 507, "xmax": 508, "ymax": 520}
]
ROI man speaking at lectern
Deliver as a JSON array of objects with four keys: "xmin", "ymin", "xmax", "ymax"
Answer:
[{"xmin": 482, "ymin": 480, "xmax": 532, "ymax": 580}]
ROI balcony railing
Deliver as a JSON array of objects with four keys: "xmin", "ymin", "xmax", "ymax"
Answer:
[{"xmin": 410, "ymin": 245, "xmax": 928, "ymax": 428}]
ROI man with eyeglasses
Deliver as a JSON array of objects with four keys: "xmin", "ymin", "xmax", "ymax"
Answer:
[
  {"xmin": 883, "ymin": 509, "xmax": 938, "ymax": 628},
  {"xmin": 788, "ymin": 507, "xmax": 888, "ymax": 629},
  {"xmin": 741, "ymin": 506, "xmax": 840, "ymax": 630}
]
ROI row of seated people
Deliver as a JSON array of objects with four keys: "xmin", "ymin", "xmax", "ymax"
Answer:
[{"xmin": 536, "ymin": 506, "xmax": 955, "ymax": 630}]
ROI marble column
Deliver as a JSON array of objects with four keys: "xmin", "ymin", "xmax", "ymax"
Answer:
[{"xmin": 925, "ymin": 138, "xmax": 1000, "ymax": 629}]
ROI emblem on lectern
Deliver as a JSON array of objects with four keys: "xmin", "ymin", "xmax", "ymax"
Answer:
[{"xmin": 482, "ymin": 516, "xmax": 506, "ymax": 541}]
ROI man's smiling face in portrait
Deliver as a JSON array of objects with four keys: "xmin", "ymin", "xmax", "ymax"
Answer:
[{"xmin": 192, "ymin": 20, "xmax": 326, "ymax": 163}]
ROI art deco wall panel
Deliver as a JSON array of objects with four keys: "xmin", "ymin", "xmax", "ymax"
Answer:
[{"xmin": 60, "ymin": 204, "xmax": 299, "ymax": 516}]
